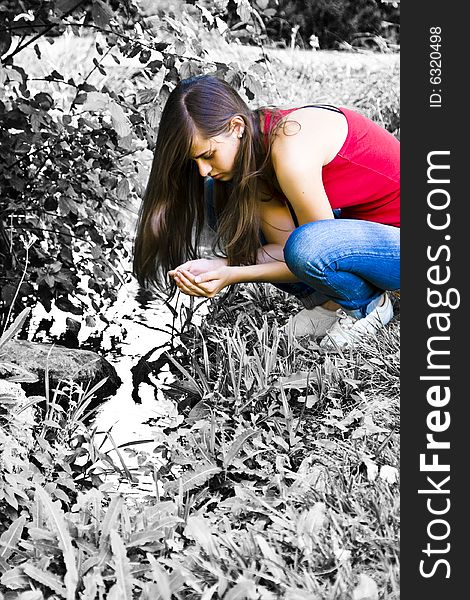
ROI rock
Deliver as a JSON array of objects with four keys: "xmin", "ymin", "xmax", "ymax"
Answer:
[
  {"xmin": 0, "ymin": 380, "xmax": 35, "ymax": 427},
  {"xmin": 0, "ymin": 339, "xmax": 121, "ymax": 403},
  {"xmin": 0, "ymin": 379, "xmax": 28, "ymax": 404}
]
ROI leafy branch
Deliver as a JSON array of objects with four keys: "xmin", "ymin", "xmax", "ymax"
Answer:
[{"xmin": 1, "ymin": 0, "xmax": 87, "ymax": 65}]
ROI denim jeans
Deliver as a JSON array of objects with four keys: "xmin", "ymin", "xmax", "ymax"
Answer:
[
  {"xmin": 283, "ymin": 219, "xmax": 400, "ymax": 316},
  {"xmin": 204, "ymin": 177, "xmax": 400, "ymax": 317}
]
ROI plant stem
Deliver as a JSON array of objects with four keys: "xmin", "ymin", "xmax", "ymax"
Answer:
[{"xmin": 4, "ymin": 239, "xmax": 31, "ymax": 329}]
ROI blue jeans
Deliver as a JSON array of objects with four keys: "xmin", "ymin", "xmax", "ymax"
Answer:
[
  {"xmin": 204, "ymin": 177, "xmax": 400, "ymax": 317},
  {"xmin": 283, "ymin": 219, "xmax": 400, "ymax": 316}
]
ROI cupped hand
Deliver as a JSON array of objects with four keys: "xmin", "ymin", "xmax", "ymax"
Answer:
[
  {"xmin": 169, "ymin": 266, "xmax": 233, "ymax": 298},
  {"xmin": 168, "ymin": 257, "xmax": 227, "ymax": 279}
]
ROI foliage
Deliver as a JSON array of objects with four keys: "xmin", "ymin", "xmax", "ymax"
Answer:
[
  {"xmin": 193, "ymin": 0, "xmax": 400, "ymax": 50},
  {"xmin": 0, "ymin": 0, "xmax": 399, "ymax": 342},
  {"xmin": 0, "ymin": 283, "xmax": 400, "ymax": 598},
  {"xmin": 0, "ymin": 3, "xmax": 400, "ymax": 597},
  {"xmin": 0, "ymin": 0, "xmax": 272, "ymax": 339}
]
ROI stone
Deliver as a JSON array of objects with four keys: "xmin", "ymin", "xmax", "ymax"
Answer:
[{"xmin": 0, "ymin": 339, "xmax": 121, "ymax": 402}]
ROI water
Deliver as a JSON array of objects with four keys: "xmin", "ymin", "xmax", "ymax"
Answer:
[
  {"xmin": 28, "ymin": 277, "xmax": 210, "ymax": 497},
  {"xmin": 90, "ymin": 280, "xmax": 210, "ymax": 496}
]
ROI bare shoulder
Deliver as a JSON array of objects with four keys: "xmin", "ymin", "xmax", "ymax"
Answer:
[{"xmin": 271, "ymin": 107, "xmax": 348, "ymax": 167}]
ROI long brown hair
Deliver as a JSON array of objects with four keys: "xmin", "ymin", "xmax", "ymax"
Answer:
[{"xmin": 133, "ymin": 75, "xmax": 278, "ymax": 292}]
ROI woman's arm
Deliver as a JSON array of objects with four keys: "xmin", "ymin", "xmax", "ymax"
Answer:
[
  {"xmin": 230, "ymin": 260, "xmax": 298, "ymax": 284},
  {"xmin": 171, "ymin": 259, "xmax": 298, "ymax": 298},
  {"xmin": 270, "ymin": 107, "xmax": 347, "ymax": 225}
]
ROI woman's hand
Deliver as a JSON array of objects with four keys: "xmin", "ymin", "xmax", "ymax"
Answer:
[
  {"xmin": 169, "ymin": 257, "xmax": 227, "ymax": 278},
  {"xmin": 169, "ymin": 265, "xmax": 233, "ymax": 298}
]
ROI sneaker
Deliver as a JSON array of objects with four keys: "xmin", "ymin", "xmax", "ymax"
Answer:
[
  {"xmin": 289, "ymin": 305, "xmax": 339, "ymax": 339},
  {"xmin": 320, "ymin": 293, "xmax": 394, "ymax": 350}
]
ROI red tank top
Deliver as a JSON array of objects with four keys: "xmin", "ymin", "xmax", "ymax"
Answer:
[{"xmin": 263, "ymin": 106, "xmax": 400, "ymax": 227}]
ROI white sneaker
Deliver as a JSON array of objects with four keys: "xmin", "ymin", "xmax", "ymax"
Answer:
[
  {"xmin": 320, "ymin": 293, "xmax": 394, "ymax": 350},
  {"xmin": 290, "ymin": 305, "xmax": 339, "ymax": 339}
]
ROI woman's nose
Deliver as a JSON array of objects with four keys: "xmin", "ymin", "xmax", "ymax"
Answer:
[{"xmin": 197, "ymin": 160, "xmax": 211, "ymax": 178}]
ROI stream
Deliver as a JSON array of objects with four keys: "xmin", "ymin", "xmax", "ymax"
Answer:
[
  {"xmin": 29, "ymin": 277, "xmax": 211, "ymax": 498},
  {"xmin": 93, "ymin": 280, "xmax": 211, "ymax": 496}
]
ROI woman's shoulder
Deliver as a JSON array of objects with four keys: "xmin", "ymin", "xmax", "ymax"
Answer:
[{"xmin": 270, "ymin": 106, "xmax": 349, "ymax": 167}]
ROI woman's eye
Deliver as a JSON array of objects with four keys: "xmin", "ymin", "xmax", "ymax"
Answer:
[{"xmin": 204, "ymin": 153, "xmax": 214, "ymax": 160}]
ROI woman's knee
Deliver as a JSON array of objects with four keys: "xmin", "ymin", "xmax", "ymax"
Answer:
[{"xmin": 283, "ymin": 220, "xmax": 335, "ymax": 277}]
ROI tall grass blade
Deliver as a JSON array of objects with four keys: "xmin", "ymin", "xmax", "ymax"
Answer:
[
  {"xmin": 223, "ymin": 429, "xmax": 259, "ymax": 469},
  {"xmin": 0, "ymin": 515, "xmax": 26, "ymax": 560},
  {"xmin": 35, "ymin": 486, "xmax": 78, "ymax": 600},
  {"xmin": 22, "ymin": 562, "xmax": 67, "ymax": 597},
  {"xmin": 0, "ymin": 307, "xmax": 30, "ymax": 348},
  {"xmin": 99, "ymin": 494, "xmax": 124, "ymax": 547},
  {"xmin": 110, "ymin": 529, "xmax": 133, "ymax": 599},
  {"xmin": 146, "ymin": 553, "xmax": 172, "ymax": 600},
  {"xmin": 164, "ymin": 351, "xmax": 203, "ymax": 395},
  {"xmin": 166, "ymin": 462, "xmax": 221, "ymax": 495},
  {"xmin": 106, "ymin": 431, "xmax": 136, "ymax": 482}
]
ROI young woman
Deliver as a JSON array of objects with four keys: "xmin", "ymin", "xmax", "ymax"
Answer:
[{"xmin": 133, "ymin": 75, "xmax": 400, "ymax": 349}]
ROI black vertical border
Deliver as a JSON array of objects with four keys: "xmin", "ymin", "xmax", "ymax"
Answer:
[{"xmin": 401, "ymin": 2, "xmax": 467, "ymax": 597}]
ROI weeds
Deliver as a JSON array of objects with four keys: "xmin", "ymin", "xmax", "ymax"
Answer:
[
  {"xmin": 1, "ymin": 281, "xmax": 399, "ymax": 598},
  {"xmin": 0, "ymin": 43, "xmax": 399, "ymax": 600}
]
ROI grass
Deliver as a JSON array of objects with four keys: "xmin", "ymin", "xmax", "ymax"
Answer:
[
  {"xmin": 142, "ymin": 282, "xmax": 400, "ymax": 598},
  {"xmin": 1, "ymin": 27, "xmax": 399, "ymax": 600}
]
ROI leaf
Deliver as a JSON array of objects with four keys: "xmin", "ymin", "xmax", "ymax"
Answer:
[
  {"xmin": 379, "ymin": 465, "xmax": 399, "ymax": 484},
  {"xmin": 56, "ymin": 0, "xmax": 82, "ymax": 15},
  {"xmin": 0, "ymin": 30, "xmax": 12, "ymax": 58},
  {"xmin": 305, "ymin": 393, "xmax": 319, "ymax": 408},
  {"xmin": 224, "ymin": 576, "xmax": 257, "ymax": 600},
  {"xmin": 291, "ymin": 461, "xmax": 330, "ymax": 494},
  {"xmin": 164, "ymin": 352, "xmax": 203, "ymax": 396},
  {"xmin": 22, "ymin": 563, "xmax": 67, "ymax": 597},
  {"xmin": 255, "ymin": 535, "xmax": 284, "ymax": 581},
  {"xmin": 0, "ymin": 308, "xmax": 30, "ymax": 349},
  {"xmin": 146, "ymin": 553, "xmax": 172, "ymax": 600},
  {"xmin": 116, "ymin": 178, "xmax": 130, "ymax": 201},
  {"xmin": 297, "ymin": 502, "xmax": 327, "ymax": 536},
  {"xmin": 184, "ymin": 516, "xmax": 217, "ymax": 555},
  {"xmin": 244, "ymin": 72, "xmax": 263, "ymax": 100},
  {"xmin": 110, "ymin": 529, "xmax": 133, "ymax": 599},
  {"xmin": 165, "ymin": 462, "xmax": 221, "ymax": 495},
  {"xmin": 186, "ymin": 399, "xmax": 212, "ymax": 424},
  {"xmin": 0, "ymin": 566, "xmax": 29, "ymax": 590},
  {"xmin": 235, "ymin": 0, "xmax": 252, "ymax": 23},
  {"xmin": 273, "ymin": 370, "xmax": 309, "ymax": 390},
  {"xmin": 223, "ymin": 429, "xmax": 258, "ymax": 468},
  {"xmin": 99, "ymin": 495, "xmax": 124, "ymax": 547},
  {"xmin": 352, "ymin": 574, "xmax": 379, "ymax": 600},
  {"xmin": 196, "ymin": 3, "xmax": 215, "ymax": 25},
  {"xmin": 362, "ymin": 456, "xmax": 378, "ymax": 481},
  {"xmin": 35, "ymin": 486, "xmax": 78, "ymax": 600},
  {"xmin": 0, "ymin": 362, "xmax": 39, "ymax": 383},
  {"xmin": 0, "ymin": 515, "xmax": 27, "ymax": 561},
  {"xmin": 352, "ymin": 414, "xmax": 388, "ymax": 439},
  {"xmin": 81, "ymin": 91, "xmax": 108, "ymax": 112},
  {"xmin": 108, "ymin": 101, "xmax": 131, "ymax": 138},
  {"xmin": 92, "ymin": 0, "xmax": 115, "ymax": 28},
  {"xmin": 201, "ymin": 583, "xmax": 218, "ymax": 600},
  {"xmin": 216, "ymin": 16, "xmax": 229, "ymax": 35}
]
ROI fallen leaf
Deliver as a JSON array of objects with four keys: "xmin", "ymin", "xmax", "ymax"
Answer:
[
  {"xmin": 379, "ymin": 465, "xmax": 399, "ymax": 484},
  {"xmin": 362, "ymin": 456, "xmax": 378, "ymax": 481},
  {"xmin": 352, "ymin": 573, "xmax": 379, "ymax": 600}
]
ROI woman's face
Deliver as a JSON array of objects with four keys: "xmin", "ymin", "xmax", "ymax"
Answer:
[{"xmin": 190, "ymin": 118, "xmax": 244, "ymax": 181}]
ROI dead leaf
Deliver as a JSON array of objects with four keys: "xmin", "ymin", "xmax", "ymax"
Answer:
[{"xmin": 352, "ymin": 573, "xmax": 379, "ymax": 600}]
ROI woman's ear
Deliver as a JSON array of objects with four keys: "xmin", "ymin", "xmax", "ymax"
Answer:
[{"xmin": 230, "ymin": 116, "xmax": 245, "ymax": 139}]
